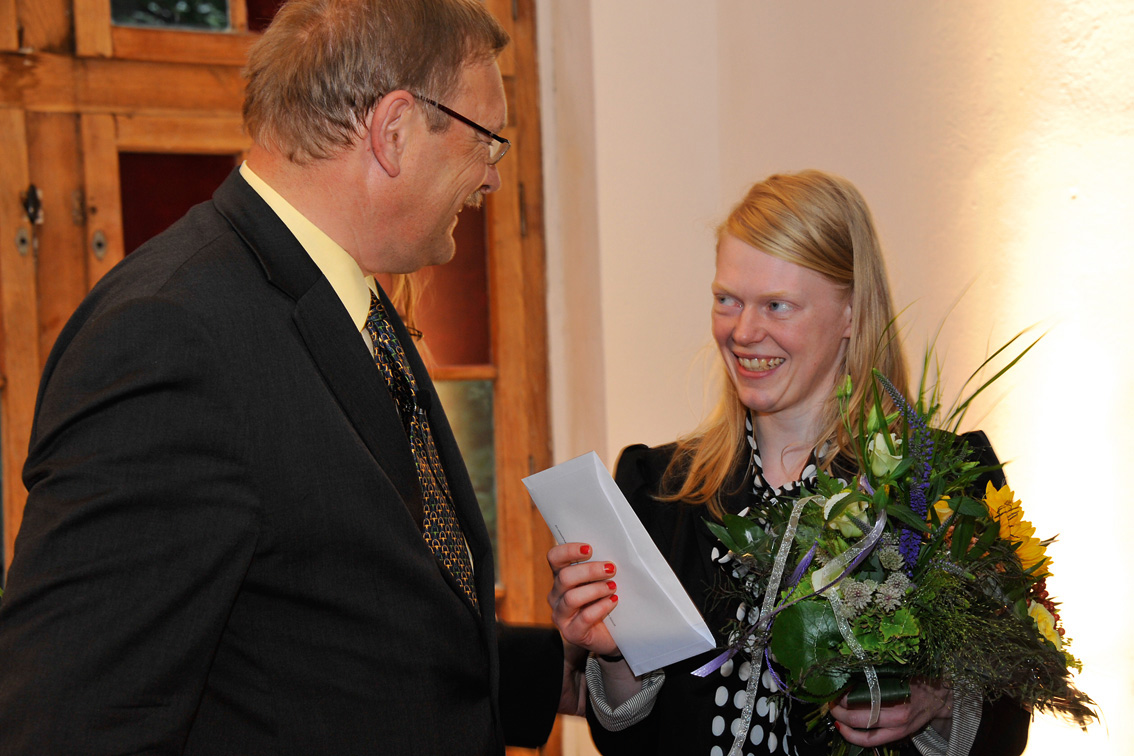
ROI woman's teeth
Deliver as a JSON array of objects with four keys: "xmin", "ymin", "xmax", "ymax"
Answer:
[{"xmin": 738, "ymin": 356, "xmax": 785, "ymax": 371}]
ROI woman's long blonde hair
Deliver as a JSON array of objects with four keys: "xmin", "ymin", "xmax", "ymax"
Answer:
[{"xmin": 662, "ymin": 170, "xmax": 910, "ymax": 518}]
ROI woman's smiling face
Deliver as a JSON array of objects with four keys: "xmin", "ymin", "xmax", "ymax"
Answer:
[{"xmin": 711, "ymin": 234, "xmax": 853, "ymax": 426}]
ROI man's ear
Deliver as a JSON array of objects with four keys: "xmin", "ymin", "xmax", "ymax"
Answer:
[{"xmin": 369, "ymin": 91, "xmax": 415, "ymax": 178}]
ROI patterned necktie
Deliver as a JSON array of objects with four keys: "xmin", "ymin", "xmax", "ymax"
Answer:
[{"xmin": 365, "ymin": 291, "xmax": 479, "ymax": 610}]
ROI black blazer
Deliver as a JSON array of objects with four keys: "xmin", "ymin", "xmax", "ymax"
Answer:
[{"xmin": 0, "ymin": 170, "xmax": 560, "ymax": 755}]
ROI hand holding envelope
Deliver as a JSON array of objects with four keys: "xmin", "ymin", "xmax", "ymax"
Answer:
[{"xmin": 524, "ymin": 452, "xmax": 716, "ymax": 677}]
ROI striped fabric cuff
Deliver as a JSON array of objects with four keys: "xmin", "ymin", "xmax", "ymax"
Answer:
[
  {"xmin": 585, "ymin": 655, "xmax": 665, "ymax": 732},
  {"xmin": 912, "ymin": 680, "xmax": 982, "ymax": 756}
]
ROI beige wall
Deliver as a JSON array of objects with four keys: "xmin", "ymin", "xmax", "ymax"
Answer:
[{"xmin": 539, "ymin": 2, "xmax": 1132, "ymax": 754}]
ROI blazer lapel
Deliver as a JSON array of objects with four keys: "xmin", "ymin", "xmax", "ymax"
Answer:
[
  {"xmin": 292, "ymin": 283, "xmax": 424, "ymax": 526},
  {"xmin": 211, "ymin": 169, "xmax": 424, "ymax": 525}
]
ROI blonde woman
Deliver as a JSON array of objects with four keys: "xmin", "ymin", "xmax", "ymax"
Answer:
[{"xmin": 549, "ymin": 171, "xmax": 1030, "ymax": 756}]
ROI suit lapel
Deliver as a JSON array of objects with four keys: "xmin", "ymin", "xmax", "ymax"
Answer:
[
  {"xmin": 212, "ymin": 169, "xmax": 494, "ymax": 617},
  {"xmin": 211, "ymin": 170, "xmax": 424, "ymax": 524},
  {"xmin": 292, "ymin": 283, "xmax": 424, "ymax": 526}
]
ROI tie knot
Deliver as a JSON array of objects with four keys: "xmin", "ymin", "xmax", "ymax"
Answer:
[{"xmin": 366, "ymin": 291, "xmax": 418, "ymax": 433}]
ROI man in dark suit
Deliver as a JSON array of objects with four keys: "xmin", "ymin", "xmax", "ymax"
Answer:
[{"xmin": 0, "ymin": 0, "xmax": 568, "ymax": 753}]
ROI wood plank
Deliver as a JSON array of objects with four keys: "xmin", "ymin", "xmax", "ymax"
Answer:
[
  {"xmin": 230, "ymin": 0, "xmax": 249, "ymax": 33},
  {"xmin": 0, "ymin": 51, "xmax": 78, "ymax": 111},
  {"xmin": 1, "ymin": 0, "xmax": 18, "ymax": 51},
  {"xmin": 0, "ymin": 108, "xmax": 39, "ymax": 570},
  {"xmin": 75, "ymin": 56, "xmax": 247, "ymax": 115},
  {"xmin": 27, "ymin": 112, "xmax": 88, "ymax": 367},
  {"xmin": 485, "ymin": 0, "xmax": 515, "ymax": 78},
  {"xmin": 430, "ymin": 364, "xmax": 496, "ymax": 382},
  {"xmin": 14, "ymin": 0, "xmax": 71, "ymax": 53},
  {"xmin": 111, "ymin": 26, "xmax": 256, "ymax": 66},
  {"xmin": 488, "ymin": 0, "xmax": 552, "ymax": 627},
  {"xmin": 115, "ymin": 114, "xmax": 249, "ymax": 154},
  {"xmin": 510, "ymin": 0, "xmax": 556, "ymax": 632},
  {"xmin": 497, "ymin": 9, "xmax": 556, "ymax": 754},
  {"xmin": 1, "ymin": 53, "xmax": 245, "ymax": 117},
  {"xmin": 81, "ymin": 113, "xmax": 123, "ymax": 288},
  {"xmin": 73, "ymin": 0, "xmax": 113, "ymax": 59}
]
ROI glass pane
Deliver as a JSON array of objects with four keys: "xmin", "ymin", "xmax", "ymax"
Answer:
[
  {"xmin": 433, "ymin": 380, "xmax": 497, "ymax": 578},
  {"xmin": 118, "ymin": 153, "xmax": 239, "ymax": 255},
  {"xmin": 111, "ymin": 0, "xmax": 231, "ymax": 30},
  {"xmin": 413, "ymin": 205, "xmax": 490, "ymax": 366}
]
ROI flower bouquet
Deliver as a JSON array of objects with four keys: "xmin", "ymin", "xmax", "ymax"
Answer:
[{"xmin": 702, "ymin": 336, "xmax": 1095, "ymax": 755}]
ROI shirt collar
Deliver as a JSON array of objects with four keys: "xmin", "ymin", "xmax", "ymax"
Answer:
[{"xmin": 239, "ymin": 161, "xmax": 374, "ymax": 331}]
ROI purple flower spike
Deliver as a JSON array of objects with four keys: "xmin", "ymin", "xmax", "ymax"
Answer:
[
  {"xmin": 788, "ymin": 541, "xmax": 818, "ymax": 588},
  {"xmin": 876, "ymin": 373, "xmax": 934, "ymax": 573}
]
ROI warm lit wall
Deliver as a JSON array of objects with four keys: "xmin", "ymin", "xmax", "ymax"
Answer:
[
  {"xmin": 539, "ymin": 1, "xmax": 1132, "ymax": 754},
  {"xmin": 541, "ymin": 0, "xmax": 721, "ymax": 468}
]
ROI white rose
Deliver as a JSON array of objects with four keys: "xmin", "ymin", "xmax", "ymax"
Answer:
[
  {"xmin": 823, "ymin": 491, "xmax": 869, "ymax": 538},
  {"xmin": 867, "ymin": 432, "xmax": 903, "ymax": 478}
]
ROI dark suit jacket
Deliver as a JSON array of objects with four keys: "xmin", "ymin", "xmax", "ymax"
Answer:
[{"xmin": 0, "ymin": 170, "xmax": 561, "ymax": 755}]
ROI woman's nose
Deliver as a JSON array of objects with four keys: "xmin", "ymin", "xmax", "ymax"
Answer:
[{"xmin": 732, "ymin": 310, "xmax": 767, "ymax": 344}]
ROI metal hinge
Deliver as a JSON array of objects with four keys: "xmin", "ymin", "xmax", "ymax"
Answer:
[
  {"xmin": 16, "ymin": 184, "xmax": 43, "ymax": 259},
  {"xmin": 21, "ymin": 184, "xmax": 43, "ymax": 225}
]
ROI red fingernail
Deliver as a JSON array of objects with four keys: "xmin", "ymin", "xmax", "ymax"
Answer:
[
  {"xmin": 607, "ymin": 581, "xmax": 617, "ymax": 591},
  {"xmin": 580, "ymin": 544, "xmax": 592, "ymax": 556},
  {"xmin": 603, "ymin": 563, "xmax": 615, "ymax": 574},
  {"xmin": 610, "ymin": 594, "xmax": 618, "ymax": 603}
]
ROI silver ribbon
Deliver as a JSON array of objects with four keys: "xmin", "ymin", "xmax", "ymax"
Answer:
[
  {"xmin": 811, "ymin": 511, "xmax": 889, "ymax": 727},
  {"xmin": 725, "ymin": 494, "xmax": 820, "ymax": 756}
]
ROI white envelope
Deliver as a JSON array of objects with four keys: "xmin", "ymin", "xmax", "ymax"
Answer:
[{"xmin": 523, "ymin": 451, "xmax": 717, "ymax": 676}]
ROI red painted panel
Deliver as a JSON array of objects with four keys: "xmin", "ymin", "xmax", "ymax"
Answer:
[
  {"xmin": 246, "ymin": 0, "xmax": 286, "ymax": 32},
  {"xmin": 118, "ymin": 152, "xmax": 238, "ymax": 255},
  {"xmin": 414, "ymin": 205, "xmax": 491, "ymax": 367}
]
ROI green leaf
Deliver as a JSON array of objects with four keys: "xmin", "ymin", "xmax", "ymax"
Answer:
[
  {"xmin": 954, "ymin": 496, "xmax": 987, "ymax": 517},
  {"xmin": 950, "ymin": 518, "xmax": 975, "ymax": 560},
  {"xmin": 888, "ymin": 456, "xmax": 915, "ymax": 480},
  {"xmin": 704, "ymin": 520, "xmax": 741, "ymax": 554},
  {"xmin": 966, "ymin": 525, "xmax": 998, "ymax": 561},
  {"xmin": 769, "ymin": 600, "xmax": 849, "ymax": 700},
  {"xmin": 705, "ymin": 514, "xmax": 769, "ymax": 556},
  {"xmin": 845, "ymin": 675, "xmax": 911, "ymax": 705},
  {"xmin": 824, "ymin": 491, "xmax": 869, "ymax": 521},
  {"xmin": 884, "ymin": 502, "xmax": 931, "ymax": 533},
  {"xmin": 880, "ymin": 608, "xmax": 920, "ymax": 640}
]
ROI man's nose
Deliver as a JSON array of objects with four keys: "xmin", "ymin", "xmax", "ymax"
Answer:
[{"xmin": 481, "ymin": 163, "xmax": 502, "ymax": 194}]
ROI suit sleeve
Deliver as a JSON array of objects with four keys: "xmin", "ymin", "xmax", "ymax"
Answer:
[
  {"xmin": 497, "ymin": 623, "xmax": 563, "ymax": 748},
  {"xmin": 0, "ymin": 297, "xmax": 259, "ymax": 755}
]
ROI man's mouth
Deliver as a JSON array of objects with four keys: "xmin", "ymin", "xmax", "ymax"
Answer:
[{"xmin": 737, "ymin": 356, "xmax": 785, "ymax": 372}]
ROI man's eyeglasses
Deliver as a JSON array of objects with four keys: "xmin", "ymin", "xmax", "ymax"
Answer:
[{"xmin": 415, "ymin": 94, "xmax": 511, "ymax": 165}]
